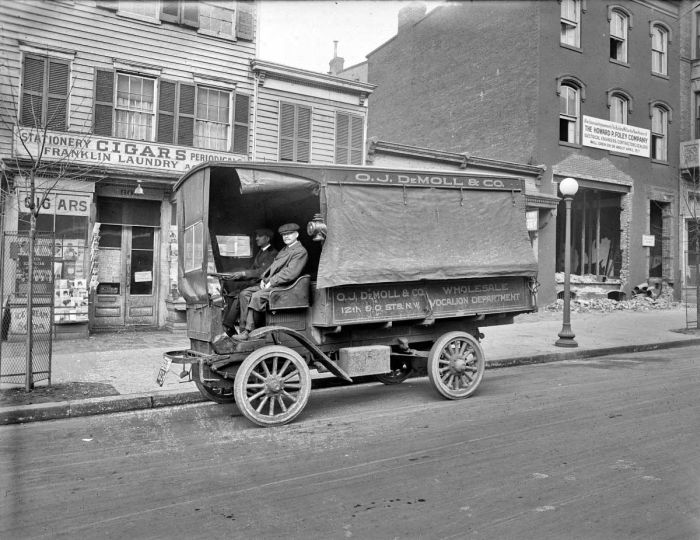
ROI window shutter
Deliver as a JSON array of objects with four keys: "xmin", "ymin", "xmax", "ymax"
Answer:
[
  {"xmin": 181, "ymin": 2, "xmax": 199, "ymax": 27},
  {"xmin": 160, "ymin": 1, "xmax": 179, "ymax": 23},
  {"xmin": 177, "ymin": 83, "xmax": 195, "ymax": 146},
  {"xmin": 47, "ymin": 60, "xmax": 69, "ymax": 131},
  {"xmin": 232, "ymin": 93, "xmax": 250, "ymax": 155},
  {"xmin": 157, "ymin": 80, "xmax": 177, "ymax": 144},
  {"xmin": 296, "ymin": 106, "xmax": 311, "ymax": 163},
  {"xmin": 20, "ymin": 55, "xmax": 45, "ymax": 128},
  {"xmin": 335, "ymin": 113, "xmax": 349, "ymax": 164},
  {"xmin": 279, "ymin": 102, "xmax": 295, "ymax": 161},
  {"xmin": 236, "ymin": 1, "xmax": 255, "ymax": 40},
  {"xmin": 93, "ymin": 69, "xmax": 114, "ymax": 136},
  {"xmin": 350, "ymin": 115, "xmax": 363, "ymax": 165}
]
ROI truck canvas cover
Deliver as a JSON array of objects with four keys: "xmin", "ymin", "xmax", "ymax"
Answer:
[{"xmin": 317, "ymin": 182, "xmax": 537, "ymax": 289}]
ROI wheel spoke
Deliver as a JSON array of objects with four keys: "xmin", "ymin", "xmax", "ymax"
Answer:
[
  {"xmin": 283, "ymin": 369, "xmax": 301, "ymax": 382},
  {"xmin": 277, "ymin": 359, "xmax": 292, "ymax": 378},
  {"xmin": 255, "ymin": 395, "xmax": 269, "ymax": 412},
  {"xmin": 272, "ymin": 355, "xmax": 278, "ymax": 376},
  {"xmin": 281, "ymin": 390, "xmax": 297, "ymax": 402},
  {"xmin": 439, "ymin": 365, "xmax": 451, "ymax": 374},
  {"xmin": 261, "ymin": 360, "xmax": 271, "ymax": 377},
  {"xmin": 284, "ymin": 382, "xmax": 301, "ymax": 390},
  {"xmin": 251, "ymin": 370, "xmax": 266, "ymax": 382},
  {"xmin": 268, "ymin": 396, "xmax": 275, "ymax": 416},
  {"xmin": 248, "ymin": 389, "xmax": 266, "ymax": 401},
  {"xmin": 246, "ymin": 383, "xmax": 265, "ymax": 389},
  {"xmin": 457, "ymin": 340, "xmax": 468, "ymax": 356},
  {"xmin": 276, "ymin": 395, "xmax": 288, "ymax": 412}
]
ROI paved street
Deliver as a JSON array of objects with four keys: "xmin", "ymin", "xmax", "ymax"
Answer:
[{"xmin": 2, "ymin": 346, "xmax": 699, "ymax": 539}]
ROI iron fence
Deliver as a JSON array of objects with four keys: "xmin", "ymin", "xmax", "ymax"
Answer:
[{"xmin": 0, "ymin": 232, "xmax": 55, "ymax": 386}]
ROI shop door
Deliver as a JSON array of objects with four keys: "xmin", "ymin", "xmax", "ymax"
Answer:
[{"xmin": 93, "ymin": 225, "xmax": 158, "ymax": 328}]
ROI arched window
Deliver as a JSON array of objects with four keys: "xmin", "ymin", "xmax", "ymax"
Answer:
[
  {"xmin": 561, "ymin": 0, "xmax": 581, "ymax": 48},
  {"xmin": 610, "ymin": 9, "xmax": 629, "ymax": 62},
  {"xmin": 651, "ymin": 24, "xmax": 669, "ymax": 75},
  {"xmin": 609, "ymin": 92, "xmax": 629, "ymax": 124},
  {"xmin": 651, "ymin": 104, "xmax": 669, "ymax": 161},
  {"xmin": 559, "ymin": 83, "xmax": 580, "ymax": 143}
]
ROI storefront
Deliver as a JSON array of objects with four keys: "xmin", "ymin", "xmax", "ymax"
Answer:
[{"xmin": 4, "ymin": 126, "xmax": 246, "ymax": 336}]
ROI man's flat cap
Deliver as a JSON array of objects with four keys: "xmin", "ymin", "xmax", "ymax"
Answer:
[
  {"xmin": 278, "ymin": 223, "xmax": 300, "ymax": 234},
  {"xmin": 254, "ymin": 228, "xmax": 273, "ymax": 238}
]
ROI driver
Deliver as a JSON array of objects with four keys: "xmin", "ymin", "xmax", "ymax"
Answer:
[
  {"xmin": 221, "ymin": 228, "xmax": 277, "ymax": 336},
  {"xmin": 233, "ymin": 223, "xmax": 308, "ymax": 341}
]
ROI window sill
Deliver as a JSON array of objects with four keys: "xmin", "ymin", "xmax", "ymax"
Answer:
[
  {"xmin": 560, "ymin": 43, "xmax": 582, "ymax": 53},
  {"xmin": 197, "ymin": 29, "xmax": 237, "ymax": 42},
  {"xmin": 609, "ymin": 58, "xmax": 630, "ymax": 68},
  {"xmin": 116, "ymin": 11, "xmax": 161, "ymax": 25},
  {"xmin": 559, "ymin": 140, "xmax": 581, "ymax": 149},
  {"xmin": 651, "ymin": 158, "xmax": 668, "ymax": 166},
  {"xmin": 609, "ymin": 151, "xmax": 629, "ymax": 159},
  {"xmin": 651, "ymin": 71, "xmax": 669, "ymax": 81}
]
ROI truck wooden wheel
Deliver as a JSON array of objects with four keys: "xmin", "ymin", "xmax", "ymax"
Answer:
[
  {"xmin": 234, "ymin": 345, "xmax": 311, "ymax": 427},
  {"xmin": 428, "ymin": 331, "xmax": 485, "ymax": 399},
  {"xmin": 191, "ymin": 363, "xmax": 236, "ymax": 404}
]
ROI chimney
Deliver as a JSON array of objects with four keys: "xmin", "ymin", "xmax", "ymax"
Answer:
[
  {"xmin": 398, "ymin": 1, "xmax": 427, "ymax": 33},
  {"xmin": 328, "ymin": 40, "xmax": 345, "ymax": 75}
]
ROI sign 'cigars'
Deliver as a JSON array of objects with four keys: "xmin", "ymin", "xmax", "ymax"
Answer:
[{"xmin": 13, "ymin": 127, "xmax": 245, "ymax": 174}]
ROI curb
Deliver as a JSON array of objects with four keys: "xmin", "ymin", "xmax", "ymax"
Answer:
[
  {"xmin": 2, "ymin": 338, "xmax": 699, "ymax": 426},
  {"xmin": 0, "ymin": 389, "xmax": 206, "ymax": 426}
]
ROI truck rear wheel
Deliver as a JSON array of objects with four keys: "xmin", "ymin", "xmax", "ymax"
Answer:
[
  {"xmin": 428, "ymin": 331, "xmax": 484, "ymax": 399},
  {"xmin": 234, "ymin": 345, "xmax": 311, "ymax": 427}
]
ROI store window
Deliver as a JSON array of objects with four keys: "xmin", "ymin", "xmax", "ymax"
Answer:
[{"xmin": 560, "ymin": 0, "xmax": 580, "ymax": 48}]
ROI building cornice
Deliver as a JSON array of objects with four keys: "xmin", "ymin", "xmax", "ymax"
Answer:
[{"xmin": 251, "ymin": 59, "xmax": 376, "ymax": 95}]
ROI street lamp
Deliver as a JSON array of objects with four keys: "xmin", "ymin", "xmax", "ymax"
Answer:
[{"xmin": 556, "ymin": 177, "xmax": 579, "ymax": 348}]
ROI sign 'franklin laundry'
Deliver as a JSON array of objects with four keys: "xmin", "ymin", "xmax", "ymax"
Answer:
[{"xmin": 13, "ymin": 127, "xmax": 245, "ymax": 174}]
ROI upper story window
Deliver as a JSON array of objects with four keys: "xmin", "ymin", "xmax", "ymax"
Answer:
[
  {"xmin": 560, "ymin": 0, "xmax": 580, "ymax": 48},
  {"xmin": 651, "ymin": 104, "xmax": 669, "ymax": 162},
  {"xmin": 118, "ymin": 1, "xmax": 159, "ymax": 21},
  {"xmin": 199, "ymin": 2, "xmax": 236, "ymax": 39},
  {"xmin": 609, "ymin": 93, "xmax": 629, "ymax": 124},
  {"xmin": 335, "ymin": 113, "xmax": 364, "ymax": 165},
  {"xmin": 279, "ymin": 102, "xmax": 311, "ymax": 163},
  {"xmin": 160, "ymin": 1, "xmax": 199, "ymax": 27},
  {"xmin": 115, "ymin": 73, "xmax": 155, "ymax": 141},
  {"xmin": 559, "ymin": 83, "xmax": 580, "ymax": 144},
  {"xmin": 651, "ymin": 23, "xmax": 668, "ymax": 76},
  {"xmin": 94, "ymin": 69, "xmax": 250, "ymax": 153},
  {"xmin": 20, "ymin": 53, "xmax": 70, "ymax": 131},
  {"xmin": 195, "ymin": 87, "xmax": 230, "ymax": 151},
  {"xmin": 609, "ymin": 8, "xmax": 630, "ymax": 63}
]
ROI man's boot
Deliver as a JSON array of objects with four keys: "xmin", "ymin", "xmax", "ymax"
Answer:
[{"xmin": 232, "ymin": 309, "xmax": 256, "ymax": 341}]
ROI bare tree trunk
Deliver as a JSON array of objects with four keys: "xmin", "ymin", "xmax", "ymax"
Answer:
[
  {"xmin": 25, "ymin": 209, "xmax": 35, "ymax": 391},
  {"xmin": 695, "ymin": 229, "xmax": 700, "ymax": 330}
]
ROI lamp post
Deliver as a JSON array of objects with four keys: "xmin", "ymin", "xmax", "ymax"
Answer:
[{"xmin": 556, "ymin": 177, "xmax": 579, "ymax": 348}]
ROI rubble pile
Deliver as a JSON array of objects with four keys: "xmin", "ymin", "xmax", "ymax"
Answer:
[{"xmin": 544, "ymin": 288, "xmax": 680, "ymax": 314}]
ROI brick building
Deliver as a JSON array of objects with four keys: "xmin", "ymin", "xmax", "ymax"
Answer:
[
  {"xmin": 364, "ymin": 0, "xmax": 681, "ymax": 304},
  {"xmin": 0, "ymin": 0, "xmax": 372, "ymax": 337}
]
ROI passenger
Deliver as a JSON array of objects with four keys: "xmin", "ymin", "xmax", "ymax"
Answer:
[
  {"xmin": 233, "ymin": 223, "xmax": 308, "ymax": 341},
  {"xmin": 221, "ymin": 228, "xmax": 277, "ymax": 336}
]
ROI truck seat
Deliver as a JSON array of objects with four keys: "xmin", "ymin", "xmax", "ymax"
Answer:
[{"xmin": 268, "ymin": 274, "xmax": 311, "ymax": 311}]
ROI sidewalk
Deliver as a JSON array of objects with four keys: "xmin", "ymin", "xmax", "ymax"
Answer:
[{"xmin": 1, "ymin": 304, "xmax": 699, "ymax": 424}]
